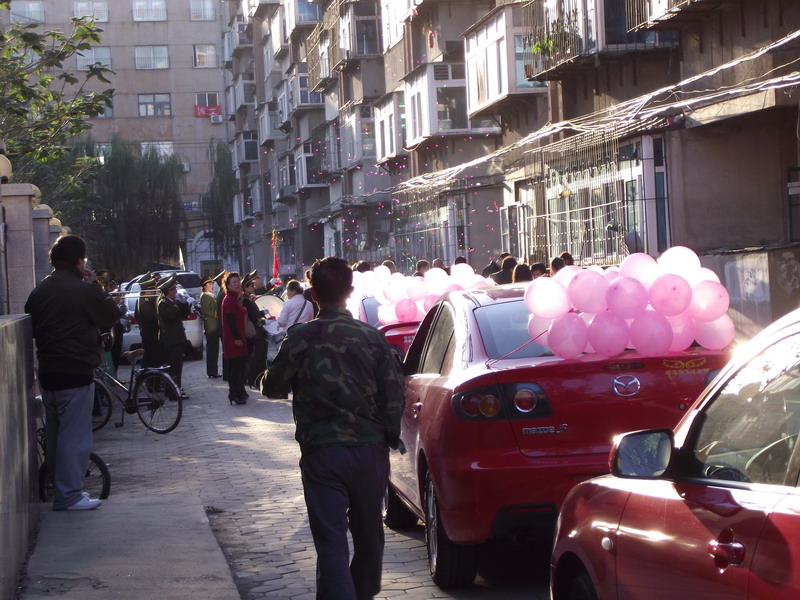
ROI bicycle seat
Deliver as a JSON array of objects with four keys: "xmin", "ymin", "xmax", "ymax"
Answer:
[{"xmin": 123, "ymin": 349, "xmax": 145, "ymax": 361}]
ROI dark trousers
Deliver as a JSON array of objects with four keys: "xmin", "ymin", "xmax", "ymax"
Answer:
[
  {"xmin": 227, "ymin": 355, "xmax": 247, "ymax": 400},
  {"xmin": 205, "ymin": 330, "xmax": 220, "ymax": 377},
  {"xmin": 246, "ymin": 336, "xmax": 266, "ymax": 386},
  {"xmin": 301, "ymin": 445, "xmax": 389, "ymax": 600},
  {"xmin": 163, "ymin": 343, "xmax": 184, "ymax": 387},
  {"xmin": 142, "ymin": 338, "xmax": 163, "ymax": 369},
  {"xmin": 111, "ymin": 323, "xmax": 125, "ymax": 369}
]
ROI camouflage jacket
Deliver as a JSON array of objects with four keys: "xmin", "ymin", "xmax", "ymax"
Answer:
[{"xmin": 262, "ymin": 305, "xmax": 405, "ymax": 455}]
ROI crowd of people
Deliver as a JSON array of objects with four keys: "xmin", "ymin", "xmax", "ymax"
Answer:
[{"xmin": 26, "ymin": 233, "xmax": 579, "ymax": 598}]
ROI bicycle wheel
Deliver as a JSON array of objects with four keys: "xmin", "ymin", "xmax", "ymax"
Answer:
[
  {"xmin": 132, "ymin": 371, "xmax": 182, "ymax": 433},
  {"xmin": 39, "ymin": 452, "xmax": 111, "ymax": 502},
  {"xmin": 92, "ymin": 378, "xmax": 114, "ymax": 432}
]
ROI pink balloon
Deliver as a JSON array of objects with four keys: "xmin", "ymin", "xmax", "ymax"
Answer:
[
  {"xmin": 395, "ymin": 298, "xmax": 418, "ymax": 322},
  {"xmin": 587, "ymin": 311, "xmax": 629, "ymax": 357},
  {"xmin": 694, "ymin": 313, "xmax": 735, "ymax": 350},
  {"xmin": 525, "ymin": 277, "xmax": 570, "ymax": 319},
  {"xmin": 423, "ymin": 293, "xmax": 440, "ymax": 311},
  {"xmin": 606, "ymin": 276, "xmax": 648, "ymax": 319},
  {"xmin": 568, "ymin": 269, "xmax": 609, "ymax": 314},
  {"xmin": 443, "ymin": 283, "xmax": 464, "ymax": 294},
  {"xmin": 384, "ymin": 280, "xmax": 407, "ymax": 303},
  {"xmin": 620, "ymin": 253, "xmax": 658, "ymax": 285},
  {"xmin": 689, "ymin": 280, "xmax": 730, "ymax": 322},
  {"xmin": 629, "ymin": 311, "xmax": 673, "ymax": 356},
  {"xmin": 553, "ymin": 265, "xmax": 582, "ymax": 288},
  {"xmin": 406, "ymin": 277, "xmax": 428, "ymax": 301},
  {"xmin": 528, "ymin": 314, "xmax": 552, "ymax": 346},
  {"xmin": 666, "ymin": 312, "xmax": 696, "ymax": 352},
  {"xmin": 377, "ymin": 303, "xmax": 397, "ymax": 325},
  {"xmin": 602, "ymin": 266, "xmax": 620, "ymax": 282},
  {"xmin": 686, "ymin": 267, "xmax": 721, "ymax": 287},
  {"xmin": 649, "ymin": 273, "xmax": 692, "ymax": 316},
  {"xmin": 548, "ymin": 312, "xmax": 589, "ymax": 359},
  {"xmin": 472, "ymin": 276, "xmax": 492, "ymax": 288},
  {"xmin": 658, "ymin": 246, "xmax": 701, "ymax": 274}
]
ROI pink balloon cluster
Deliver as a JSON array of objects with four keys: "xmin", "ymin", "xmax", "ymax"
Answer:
[
  {"xmin": 350, "ymin": 263, "xmax": 487, "ymax": 326},
  {"xmin": 525, "ymin": 247, "xmax": 734, "ymax": 359}
]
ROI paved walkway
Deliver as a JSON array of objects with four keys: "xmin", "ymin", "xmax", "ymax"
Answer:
[{"xmin": 21, "ymin": 357, "xmax": 548, "ymax": 600}]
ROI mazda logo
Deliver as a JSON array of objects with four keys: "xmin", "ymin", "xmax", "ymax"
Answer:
[{"xmin": 613, "ymin": 375, "xmax": 641, "ymax": 397}]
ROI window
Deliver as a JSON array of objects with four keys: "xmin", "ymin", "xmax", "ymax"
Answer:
[
  {"xmin": 140, "ymin": 141, "xmax": 174, "ymax": 157},
  {"xmin": 135, "ymin": 46, "xmax": 168, "ymax": 69},
  {"xmin": 77, "ymin": 47, "xmax": 111, "ymax": 71},
  {"xmin": 189, "ymin": 0, "xmax": 214, "ymax": 20},
  {"xmin": 193, "ymin": 45, "xmax": 217, "ymax": 68},
  {"xmin": 194, "ymin": 92, "xmax": 221, "ymax": 117},
  {"xmin": 690, "ymin": 333, "xmax": 800, "ymax": 486},
  {"xmin": 421, "ymin": 306, "xmax": 455, "ymax": 374},
  {"xmin": 138, "ymin": 93, "xmax": 171, "ymax": 117},
  {"xmin": 9, "ymin": 1, "xmax": 44, "ymax": 23},
  {"xmin": 74, "ymin": 1, "xmax": 108, "ymax": 21},
  {"xmin": 133, "ymin": 0, "xmax": 166, "ymax": 21},
  {"xmin": 297, "ymin": 0, "xmax": 322, "ymax": 22}
]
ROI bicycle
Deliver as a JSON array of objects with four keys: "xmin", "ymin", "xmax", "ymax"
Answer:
[
  {"xmin": 92, "ymin": 348, "xmax": 183, "ymax": 434},
  {"xmin": 35, "ymin": 398, "xmax": 111, "ymax": 503}
]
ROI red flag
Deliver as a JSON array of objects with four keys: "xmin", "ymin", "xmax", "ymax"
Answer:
[{"xmin": 272, "ymin": 229, "xmax": 279, "ymax": 278}]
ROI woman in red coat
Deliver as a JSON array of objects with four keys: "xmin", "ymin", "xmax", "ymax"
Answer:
[{"xmin": 221, "ymin": 272, "xmax": 249, "ymax": 404}]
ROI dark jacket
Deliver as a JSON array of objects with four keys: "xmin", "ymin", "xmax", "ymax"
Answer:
[
  {"xmin": 157, "ymin": 295, "xmax": 188, "ymax": 347},
  {"xmin": 135, "ymin": 293, "xmax": 160, "ymax": 344},
  {"xmin": 243, "ymin": 295, "xmax": 266, "ymax": 340},
  {"xmin": 263, "ymin": 305, "xmax": 404, "ymax": 455},
  {"xmin": 25, "ymin": 267, "xmax": 120, "ymax": 380}
]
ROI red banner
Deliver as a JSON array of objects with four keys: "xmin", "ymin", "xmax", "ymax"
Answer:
[{"xmin": 194, "ymin": 104, "xmax": 222, "ymax": 118}]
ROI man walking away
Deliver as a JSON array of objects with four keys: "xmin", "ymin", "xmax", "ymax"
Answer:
[
  {"xmin": 262, "ymin": 257, "xmax": 405, "ymax": 600},
  {"xmin": 25, "ymin": 234, "xmax": 119, "ymax": 510}
]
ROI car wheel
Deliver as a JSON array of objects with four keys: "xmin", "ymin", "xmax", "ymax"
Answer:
[
  {"xmin": 424, "ymin": 471, "xmax": 479, "ymax": 588},
  {"xmin": 383, "ymin": 483, "xmax": 418, "ymax": 530},
  {"xmin": 567, "ymin": 567, "xmax": 598, "ymax": 600}
]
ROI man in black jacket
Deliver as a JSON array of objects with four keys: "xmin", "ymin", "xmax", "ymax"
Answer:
[
  {"xmin": 25, "ymin": 234, "xmax": 119, "ymax": 511},
  {"xmin": 157, "ymin": 276, "xmax": 190, "ymax": 397}
]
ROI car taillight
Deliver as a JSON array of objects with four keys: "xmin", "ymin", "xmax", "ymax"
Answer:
[
  {"xmin": 500, "ymin": 383, "xmax": 552, "ymax": 419},
  {"xmin": 185, "ymin": 313, "xmax": 198, "ymax": 321},
  {"xmin": 129, "ymin": 317, "xmax": 138, "ymax": 325},
  {"xmin": 513, "ymin": 388, "xmax": 539, "ymax": 413},
  {"xmin": 454, "ymin": 389, "xmax": 504, "ymax": 420}
]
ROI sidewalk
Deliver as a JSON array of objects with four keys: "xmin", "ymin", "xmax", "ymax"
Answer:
[{"xmin": 22, "ymin": 493, "xmax": 240, "ymax": 599}]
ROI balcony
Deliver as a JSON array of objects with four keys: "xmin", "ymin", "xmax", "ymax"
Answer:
[
  {"xmin": 308, "ymin": 23, "xmax": 344, "ymax": 93},
  {"xmin": 309, "ymin": 122, "xmax": 342, "ymax": 178},
  {"xmin": 626, "ymin": 0, "xmax": 742, "ymax": 31},
  {"xmin": 288, "ymin": 72, "xmax": 323, "ymax": 116},
  {"xmin": 233, "ymin": 74, "xmax": 256, "ymax": 111},
  {"xmin": 234, "ymin": 131, "xmax": 260, "ymax": 165},
  {"xmin": 251, "ymin": 0, "xmax": 280, "ymax": 20},
  {"xmin": 232, "ymin": 23, "xmax": 253, "ymax": 57},
  {"xmin": 523, "ymin": 0, "xmax": 679, "ymax": 81},
  {"xmin": 257, "ymin": 102, "xmax": 286, "ymax": 144}
]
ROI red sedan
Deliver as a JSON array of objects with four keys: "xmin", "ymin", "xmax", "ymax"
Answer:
[
  {"xmin": 551, "ymin": 307, "xmax": 800, "ymax": 600},
  {"xmin": 383, "ymin": 285, "xmax": 730, "ymax": 588}
]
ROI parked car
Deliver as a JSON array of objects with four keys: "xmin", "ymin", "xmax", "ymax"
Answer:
[
  {"xmin": 121, "ymin": 287, "xmax": 204, "ymax": 359},
  {"xmin": 550, "ymin": 307, "xmax": 800, "ymax": 600},
  {"xmin": 383, "ymin": 284, "xmax": 731, "ymax": 588},
  {"xmin": 379, "ymin": 321, "xmax": 420, "ymax": 361},
  {"xmin": 121, "ymin": 270, "xmax": 202, "ymax": 300}
]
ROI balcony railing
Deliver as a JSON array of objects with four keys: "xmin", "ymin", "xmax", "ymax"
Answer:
[
  {"xmin": 626, "ymin": 0, "xmax": 733, "ymax": 31},
  {"xmin": 522, "ymin": 0, "xmax": 678, "ymax": 81}
]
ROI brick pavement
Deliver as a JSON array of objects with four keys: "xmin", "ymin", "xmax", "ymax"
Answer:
[{"xmin": 91, "ymin": 357, "xmax": 549, "ymax": 600}]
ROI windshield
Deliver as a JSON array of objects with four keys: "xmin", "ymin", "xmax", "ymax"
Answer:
[{"xmin": 474, "ymin": 299, "xmax": 550, "ymax": 360}]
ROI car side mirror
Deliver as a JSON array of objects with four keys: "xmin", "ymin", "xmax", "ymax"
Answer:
[{"xmin": 611, "ymin": 429, "xmax": 674, "ymax": 478}]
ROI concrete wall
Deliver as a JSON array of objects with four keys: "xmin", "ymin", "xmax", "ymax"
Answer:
[{"xmin": 0, "ymin": 315, "xmax": 38, "ymax": 600}]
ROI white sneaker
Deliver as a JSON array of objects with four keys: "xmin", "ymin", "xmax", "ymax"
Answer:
[{"xmin": 65, "ymin": 496, "xmax": 102, "ymax": 511}]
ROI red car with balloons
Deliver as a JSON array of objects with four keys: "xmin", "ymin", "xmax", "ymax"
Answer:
[{"xmin": 379, "ymin": 247, "xmax": 736, "ymax": 589}]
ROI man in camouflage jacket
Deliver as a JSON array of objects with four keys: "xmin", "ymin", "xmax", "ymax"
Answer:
[{"xmin": 262, "ymin": 256, "xmax": 404, "ymax": 600}]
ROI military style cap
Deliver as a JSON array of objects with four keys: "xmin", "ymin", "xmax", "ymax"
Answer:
[
  {"xmin": 96, "ymin": 268, "xmax": 114, "ymax": 280},
  {"xmin": 201, "ymin": 275, "xmax": 214, "ymax": 286},
  {"xmin": 246, "ymin": 269, "xmax": 258, "ymax": 281},
  {"xmin": 157, "ymin": 275, "xmax": 177, "ymax": 293},
  {"xmin": 212, "ymin": 270, "xmax": 226, "ymax": 285},
  {"xmin": 242, "ymin": 274, "xmax": 256, "ymax": 288}
]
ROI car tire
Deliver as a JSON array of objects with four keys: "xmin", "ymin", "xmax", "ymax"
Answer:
[
  {"xmin": 383, "ymin": 483, "xmax": 418, "ymax": 530},
  {"xmin": 424, "ymin": 471, "xmax": 479, "ymax": 588},
  {"xmin": 567, "ymin": 567, "xmax": 598, "ymax": 600}
]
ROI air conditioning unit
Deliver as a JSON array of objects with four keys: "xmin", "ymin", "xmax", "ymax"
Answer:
[{"xmin": 210, "ymin": 114, "xmax": 224, "ymax": 124}]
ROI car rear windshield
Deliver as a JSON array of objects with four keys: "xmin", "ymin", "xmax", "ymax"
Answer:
[
  {"xmin": 474, "ymin": 300, "xmax": 550, "ymax": 360},
  {"xmin": 175, "ymin": 273, "xmax": 201, "ymax": 289}
]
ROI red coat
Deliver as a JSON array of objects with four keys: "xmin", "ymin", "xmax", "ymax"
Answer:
[{"xmin": 221, "ymin": 291, "xmax": 248, "ymax": 358}]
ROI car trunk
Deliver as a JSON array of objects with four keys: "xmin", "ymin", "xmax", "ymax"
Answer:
[{"xmin": 494, "ymin": 349, "xmax": 729, "ymax": 460}]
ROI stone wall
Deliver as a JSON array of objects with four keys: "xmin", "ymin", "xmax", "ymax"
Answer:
[{"xmin": 0, "ymin": 315, "xmax": 38, "ymax": 600}]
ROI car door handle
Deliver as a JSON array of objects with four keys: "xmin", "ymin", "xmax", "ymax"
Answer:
[
  {"xmin": 412, "ymin": 402, "xmax": 423, "ymax": 417},
  {"xmin": 707, "ymin": 539, "xmax": 745, "ymax": 567}
]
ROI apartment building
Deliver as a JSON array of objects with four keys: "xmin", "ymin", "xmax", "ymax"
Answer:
[
  {"xmin": 220, "ymin": 0, "xmax": 800, "ymax": 329},
  {"xmin": 4, "ymin": 0, "xmax": 228, "ymax": 276}
]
